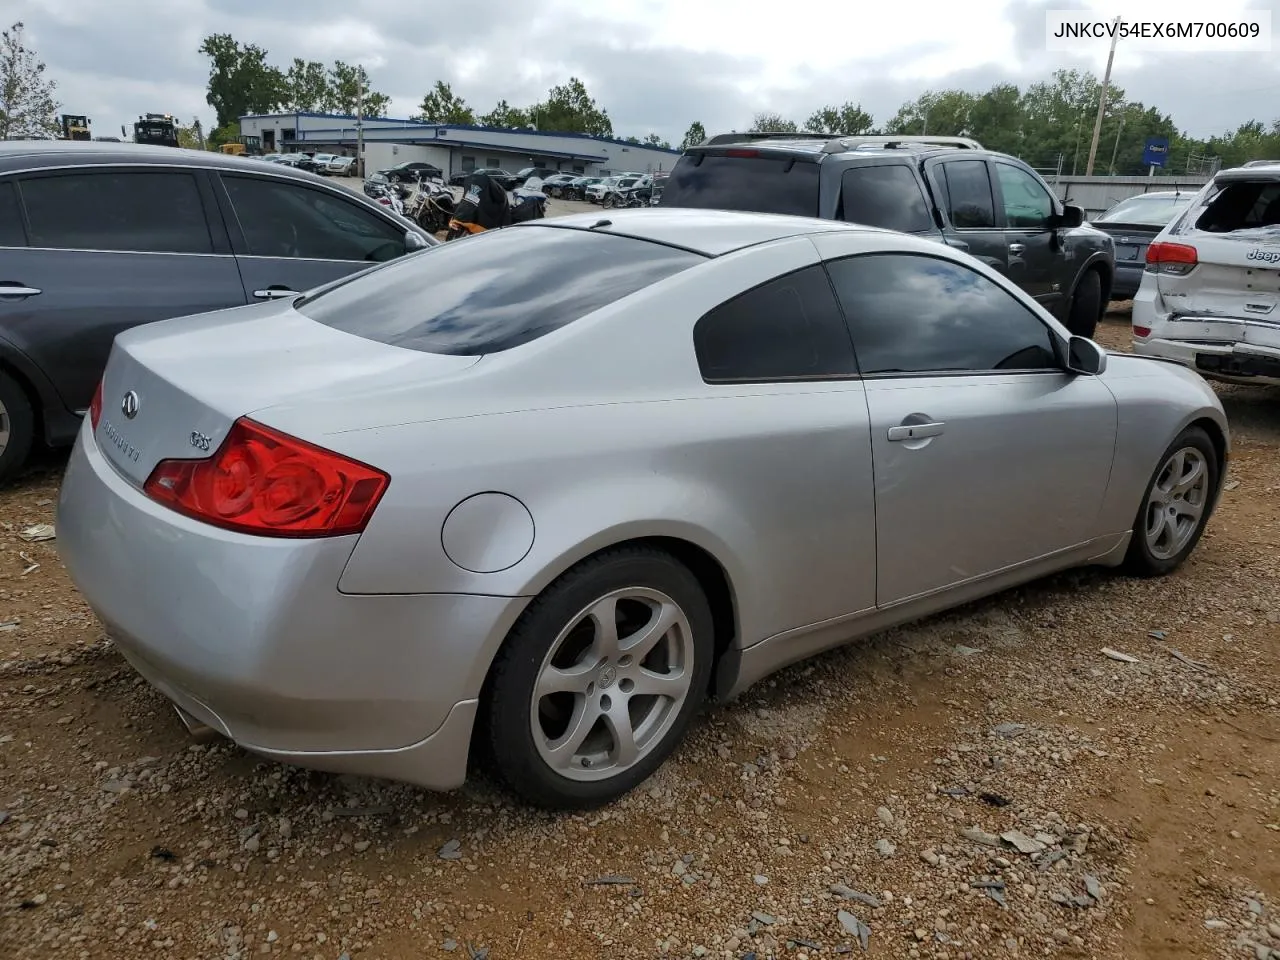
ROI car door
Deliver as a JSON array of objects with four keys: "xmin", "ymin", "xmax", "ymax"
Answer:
[
  {"xmin": 0, "ymin": 166, "xmax": 244, "ymax": 415},
  {"xmin": 213, "ymin": 171, "xmax": 413, "ymax": 300},
  {"xmin": 993, "ymin": 160, "xmax": 1061, "ymax": 308},
  {"xmin": 816, "ymin": 243, "xmax": 1118, "ymax": 608},
  {"xmin": 924, "ymin": 157, "xmax": 1009, "ymax": 275},
  {"xmin": 836, "ymin": 162, "xmax": 942, "ymax": 238}
]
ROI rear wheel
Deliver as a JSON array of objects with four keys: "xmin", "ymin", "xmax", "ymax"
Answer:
[
  {"xmin": 1123, "ymin": 426, "xmax": 1218, "ymax": 577},
  {"xmin": 1065, "ymin": 269, "xmax": 1102, "ymax": 338},
  {"xmin": 484, "ymin": 548, "xmax": 713, "ymax": 809},
  {"xmin": 0, "ymin": 371, "xmax": 35, "ymax": 484}
]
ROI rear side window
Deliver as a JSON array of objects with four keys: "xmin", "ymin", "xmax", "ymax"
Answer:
[
  {"xmin": 0, "ymin": 181, "xmax": 25, "ymax": 246},
  {"xmin": 839, "ymin": 165, "xmax": 934, "ymax": 233},
  {"xmin": 661, "ymin": 153, "xmax": 820, "ymax": 217},
  {"xmin": 19, "ymin": 171, "xmax": 213, "ymax": 253},
  {"xmin": 940, "ymin": 160, "xmax": 996, "ymax": 228},
  {"xmin": 693, "ymin": 265, "xmax": 858, "ymax": 382},
  {"xmin": 1194, "ymin": 180, "xmax": 1280, "ymax": 233},
  {"xmin": 297, "ymin": 225, "xmax": 705, "ymax": 355}
]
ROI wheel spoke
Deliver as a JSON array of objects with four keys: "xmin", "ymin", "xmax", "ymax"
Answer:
[
  {"xmin": 536, "ymin": 664, "xmax": 594, "ymax": 699},
  {"xmin": 1172, "ymin": 498, "xmax": 1203, "ymax": 522},
  {"xmin": 1146, "ymin": 507, "xmax": 1169, "ymax": 545},
  {"xmin": 1156, "ymin": 450, "xmax": 1185, "ymax": 494},
  {"xmin": 602, "ymin": 702, "xmax": 640, "ymax": 768},
  {"xmin": 588, "ymin": 596, "xmax": 621, "ymax": 658},
  {"xmin": 631, "ymin": 667, "xmax": 687, "ymax": 700},
  {"xmin": 621, "ymin": 601, "xmax": 680, "ymax": 661},
  {"xmin": 1172, "ymin": 456, "xmax": 1205, "ymax": 497},
  {"xmin": 543, "ymin": 699, "xmax": 600, "ymax": 769}
]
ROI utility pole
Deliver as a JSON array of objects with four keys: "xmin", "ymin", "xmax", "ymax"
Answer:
[
  {"xmin": 1108, "ymin": 116, "xmax": 1125, "ymax": 176},
  {"xmin": 1085, "ymin": 15, "xmax": 1120, "ymax": 176},
  {"xmin": 356, "ymin": 65, "xmax": 365, "ymax": 178}
]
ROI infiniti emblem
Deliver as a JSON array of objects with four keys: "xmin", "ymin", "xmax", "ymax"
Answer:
[{"xmin": 121, "ymin": 391, "xmax": 139, "ymax": 420}]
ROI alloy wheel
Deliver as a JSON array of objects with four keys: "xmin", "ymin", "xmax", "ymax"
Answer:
[
  {"xmin": 1144, "ymin": 446, "xmax": 1209, "ymax": 560},
  {"xmin": 530, "ymin": 587, "xmax": 695, "ymax": 782},
  {"xmin": 0, "ymin": 396, "xmax": 9, "ymax": 458}
]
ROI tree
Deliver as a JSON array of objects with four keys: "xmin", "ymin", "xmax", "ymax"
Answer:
[
  {"xmin": 198, "ymin": 34, "xmax": 285, "ymax": 129},
  {"xmin": 751, "ymin": 112, "xmax": 798, "ymax": 133},
  {"xmin": 805, "ymin": 102, "xmax": 874, "ymax": 135},
  {"xmin": 680, "ymin": 121, "xmax": 707, "ymax": 150},
  {"xmin": 282, "ymin": 58, "xmax": 330, "ymax": 112},
  {"xmin": 884, "ymin": 90, "xmax": 975, "ymax": 137},
  {"xmin": 176, "ymin": 116, "xmax": 205, "ymax": 150},
  {"xmin": 641, "ymin": 132, "xmax": 671, "ymax": 149},
  {"xmin": 966, "ymin": 83, "xmax": 1023, "ymax": 155},
  {"xmin": 528, "ymin": 77, "xmax": 612, "ymax": 137},
  {"xmin": 414, "ymin": 80, "xmax": 474, "ymax": 124},
  {"xmin": 478, "ymin": 99, "xmax": 529, "ymax": 129},
  {"xmin": 0, "ymin": 22, "xmax": 60, "ymax": 140},
  {"xmin": 324, "ymin": 61, "xmax": 389, "ymax": 117}
]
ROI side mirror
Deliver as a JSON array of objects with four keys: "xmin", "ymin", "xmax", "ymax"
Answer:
[
  {"xmin": 405, "ymin": 230, "xmax": 430, "ymax": 251},
  {"xmin": 1057, "ymin": 203, "xmax": 1085, "ymax": 228},
  {"xmin": 1066, "ymin": 336, "xmax": 1107, "ymax": 376}
]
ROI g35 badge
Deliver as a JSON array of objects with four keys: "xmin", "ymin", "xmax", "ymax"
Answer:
[{"xmin": 190, "ymin": 431, "xmax": 212, "ymax": 452}]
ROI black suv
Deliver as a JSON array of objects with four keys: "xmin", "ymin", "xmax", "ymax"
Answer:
[{"xmin": 660, "ymin": 134, "xmax": 1115, "ymax": 337}]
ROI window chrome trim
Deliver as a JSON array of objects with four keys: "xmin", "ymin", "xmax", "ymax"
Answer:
[{"xmin": 0, "ymin": 243, "xmax": 233, "ymax": 257}]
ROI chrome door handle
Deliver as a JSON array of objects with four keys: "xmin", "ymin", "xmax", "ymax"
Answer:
[
  {"xmin": 0, "ymin": 285, "xmax": 42, "ymax": 298},
  {"xmin": 887, "ymin": 421, "xmax": 946, "ymax": 442},
  {"xmin": 253, "ymin": 288, "xmax": 301, "ymax": 299},
  {"xmin": 1008, "ymin": 243, "xmax": 1026, "ymax": 253}
]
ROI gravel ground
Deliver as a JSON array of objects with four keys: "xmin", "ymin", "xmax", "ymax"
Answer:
[{"xmin": 2, "ymin": 312, "xmax": 1278, "ymax": 960}]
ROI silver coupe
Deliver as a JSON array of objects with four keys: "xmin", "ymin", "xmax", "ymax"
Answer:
[{"xmin": 58, "ymin": 208, "xmax": 1229, "ymax": 809}]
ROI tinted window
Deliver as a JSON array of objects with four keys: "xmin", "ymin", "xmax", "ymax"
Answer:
[
  {"xmin": 297, "ymin": 225, "xmax": 704, "ymax": 355},
  {"xmin": 839, "ymin": 165, "xmax": 934, "ymax": 233},
  {"xmin": 661, "ymin": 153, "xmax": 820, "ymax": 217},
  {"xmin": 20, "ymin": 171, "xmax": 212, "ymax": 253},
  {"xmin": 223, "ymin": 175, "xmax": 406, "ymax": 262},
  {"xmin": 693, "ymin": 265, "xmax": 857, "ymax": 382},
  {"xmin": 825, "ymin": 253, "xmax": 1058, "ymax": 375},
  {"xmin": 0, "ymin": 182, "xmax": 25, "ymax": 246},
  {"xmin": 995, "ymin": 163, "xmax": 1054, "ymax": 228},
  {"xmin": 940, "ymin": 160, "xmax": 996, "ymax": 228}
]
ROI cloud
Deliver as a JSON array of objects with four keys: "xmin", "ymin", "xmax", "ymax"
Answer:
[{"xmin": 10, "ymin": 0, "xmax": 1280, "ymax": 146}]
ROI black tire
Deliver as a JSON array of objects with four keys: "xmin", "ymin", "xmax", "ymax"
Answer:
[
  {"xmin": 484, "ymin": 547, "xmax": 714, "ymax": 810},
  {"xmin": 1122, "ymin": 426, "xmax": 1219, "ymax": 577},
  {"xmin": 1066, "ymin": 268, "xmax": 1102, "ymax": 338},
  {"xmin": 0, "ymin": 371, "xmax": 35, "ymax": 485}
]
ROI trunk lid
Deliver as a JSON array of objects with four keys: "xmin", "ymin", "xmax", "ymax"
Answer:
[
  {"xmin": 94, "ymin": 298, "xmax": 480, "ymax": 487},
  {"xmin": 1092, "ymin": 222, "xmax": 1163, "ymax": 266},
  {"xmin": 1159, "ymin": 174, "xmax": 1280, "ymax": 347}
]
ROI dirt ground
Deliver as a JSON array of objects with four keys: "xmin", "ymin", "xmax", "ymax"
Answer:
[{"xmin": 1, "ymin": 310, "xmax": 1278, "ymax": 960}]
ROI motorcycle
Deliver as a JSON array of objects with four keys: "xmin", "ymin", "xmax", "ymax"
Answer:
[
  {"xmin": 370, "ymin": 182, "xmax": 406, "ymax": 216},
  {"xmin": 446, "ymin": 171, "xmax": 547, "ymax": 241},
  {"xmin": 401, "ymin": 175, "xmax": 457, "ymax": 234}
]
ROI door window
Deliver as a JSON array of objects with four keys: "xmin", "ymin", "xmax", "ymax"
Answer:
[
  {"xmin": 839, "ymin": 165, "xmax": 934, "ymax": 233},
  {"xmin": 693, "ymin": 265, "xmax": 858, "ymax": 382},
  {"xmin": 19, "ymin": 170, "xmax": 213, "ymax": 253},
  {"xmin": 825, "ymin": 253, "xmax": 1059, "ymax": 375},
  {"xmin": 0, "ymin": 181, "xmax": 26, "ymax": 246},
  {"xmin": 939, "ymin": 160, "xmax": 996, "ymax": 228},
  {"xmin": 222, "ymin": 175, "xmax": 407, "ymax": 262},
  {"xmin": 996, "ymin": 163, "xmax": 1054, "ymax": 228}
]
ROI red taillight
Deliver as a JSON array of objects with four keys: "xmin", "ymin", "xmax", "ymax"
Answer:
[
  {"xmin": 142, "ymin": 418, "xmax": 389, "ymax": 538},
  {"xmin": 724, "ymin": 149, "xmax": 760, "ymax": 158},
  {"xmin": 1133, "ymin": 325, "xmax": 1152, "ymax": 338},
  {"xmin": 89, "ymin": 379, "xmax": 103, "ymax": 429},
  {"xmin": 1145, "ymin": 241, "xmax": 1198, "ymax": 275}
]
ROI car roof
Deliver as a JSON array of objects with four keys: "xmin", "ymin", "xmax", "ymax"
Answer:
[
  {"xmin": 525, "ymin": 207, "xmax": 876, "ymax": 256},
  {"xmin": 1217, "ymin": 162, "xmax": 1280, "ymax": 180},
  {"xmin": 1110, "ymin": 191, "xmax": 1187, "ymax": 200},
  {"xmin": 0, "ymin": 139, "xmax": 335, "ymax": 184}
]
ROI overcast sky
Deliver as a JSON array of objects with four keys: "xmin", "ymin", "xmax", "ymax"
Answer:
[{"xmin": 11, "ymin": 0, "xmax": 1280, "ymax": 145}]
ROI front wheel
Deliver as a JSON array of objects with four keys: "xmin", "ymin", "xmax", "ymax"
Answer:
[
  {"xmin": 1065, "ymin": 269, "xmax": 1102, "ymax": 338},
  {"xmin": 1122, "ymin": 426, "xmax": 1219, "ymax": 577},
  {"xmin": 484, "ymin": 548, "xmax": 714, "ymax": 809}
]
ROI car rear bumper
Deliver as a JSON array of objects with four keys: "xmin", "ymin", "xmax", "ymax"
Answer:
[
  {"xmin": 57, "ymin": 425, "xmax": 528, "ymax": 791},
  {"xmin": 1131, "ymin": 335, "xmax": 1280, "ymax": 387},
  {"xmin": 1111, "ymin": 261, "xmax": 1143, "ymax": 299}
]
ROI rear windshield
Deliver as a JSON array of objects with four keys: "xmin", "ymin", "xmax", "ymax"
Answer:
[
  {"xmin": 1194, "ymin": 180, "xmax": 1280, "ymax": 233},
  {"xmin": 296, "ymin": 225, "xmax": 707, "ymax": 355},
  {"xmin": 1096, "ymin": 194, "xmax": 1193, "ymax": 226},
  {"xmin": 661, "ymin": 152, "xmax": 820, "ymax": 217}
]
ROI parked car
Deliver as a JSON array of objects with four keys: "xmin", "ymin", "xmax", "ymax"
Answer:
[
  {"xmin": 310, "ymin": 153, "xmax": 340, "ymax": 175},
  {"xmin": 1091, "ymin": 191, "xmax": 1195, "ymax": 299},
  {"xmin": 561, "ymin": 176, "xmax": 601, "ymax": 200},
  {"xmin": 0, "ymin": 141, "xmax": 436, "ymax": 481},
  {"xmin": 541, "ymin": 174, "xmax": 579, "ymax": 197},
  {"xmin": 660, "ymin": 133, "xmax": 1115, "ymax": 337},
  {"xmin": 449, "ymin": 167, "xmax": 519, "ymax": 190},
  {"xmin": 326, "ymin": 155, "xmax": 357, "ymax": 176},
  {"xmin": 514, "ymin": 166, "xmax": 559, "ymax": 186},
  {"xmin": 1132, "ymin": 162, "xmax": 1280, "ymax": 386},
  {"xmin": 57, "ymin": 208, "xmax": 1227, "ymax": 810},
  {"xmin": 379, "ymin": 161, "xmax": 444, "ymax": 184},
  {"xmin": 587, "ymin": 176, "xmax": 641, "ymax": 203},
  {"xmin": 285, "ymin": 153, "xmax": 323, "ymax": 173}
]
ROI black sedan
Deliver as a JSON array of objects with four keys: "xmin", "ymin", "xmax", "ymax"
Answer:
[
  {"xmin": 378, "ymin": 161, "xmax": 445, "ymax": 184},
  {"xmin": 449, "ymin": 167, "xmax": 519, "ymax": 190},
  {"xmin": 1091, "ymin": 191, "xmax": 1195, "ymax": 300}
]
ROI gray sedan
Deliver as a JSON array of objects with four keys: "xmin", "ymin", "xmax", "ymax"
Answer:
[{"xmin": 57, "ymin": 209, "xmax": 1229, "ymax": 809}]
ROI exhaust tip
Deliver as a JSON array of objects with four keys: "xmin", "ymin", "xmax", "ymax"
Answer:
[{"xmin": 173, "ymin": 704, "xmax": 222, "ymax": 743}]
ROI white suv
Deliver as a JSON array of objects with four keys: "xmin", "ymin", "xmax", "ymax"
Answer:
[{"xmin": 1132, "ymin": 162, "xmax": 1280, "ymax": 386}]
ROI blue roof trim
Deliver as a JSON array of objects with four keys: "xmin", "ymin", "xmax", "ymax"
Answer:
[
  {"xmin": 239, "ymin": 111, "xmax": 683, "ymax": 154},
  {"xmin": 295, "ymin": 128, "xmax": 609, "ymax": 161}
]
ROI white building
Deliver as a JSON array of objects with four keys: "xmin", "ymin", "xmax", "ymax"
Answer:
[{"xmin": 238, "ymin": 111, "xmax": 682, "ymax": 178}]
